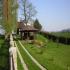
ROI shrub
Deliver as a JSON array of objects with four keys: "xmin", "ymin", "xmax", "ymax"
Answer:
[{"xmin": 32, "ymin": 40, "xmax": 45, "ymax": 48}]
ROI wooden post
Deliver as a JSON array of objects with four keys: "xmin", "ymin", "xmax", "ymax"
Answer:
[
  {"xmin": 9, "ymin": 35, "xmax": 17, "ymax": 70},
  {"xmin": 20, "ymin": 32, "xmax": 23, "ymax": 40}
]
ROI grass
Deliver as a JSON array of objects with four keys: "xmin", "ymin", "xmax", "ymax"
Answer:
[
  {"xmin": 16, "ymin": 41, "xmax": 41, "ymax": 70},
  {"xmin": 35, "ymin": 34, "xmax": 48, "ymax": 42},
  {"xmin": 20, "ymin": 34, "xmax": 70, "ymax": 70},
  {"xmin": 51, "ymin": 32, "xmax": 70, "ymax": 38},
  {"xmin": 17, "ymin": 54, "xmax": 23, "ymax": 70},
  {"xmin": 0, "ymin": 36, "xmax": 9, "ymax": 70},
  {"xmin": 0, "ymin": 36, "xmax": 4, "ymax": 46}
]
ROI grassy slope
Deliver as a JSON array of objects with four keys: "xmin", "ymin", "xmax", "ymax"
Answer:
[
  {"xmin": 17, "ymin": 54, "xmax": 23, "ymax": 70},
  {"xmin": 0, "ymin": 36, "xmax": 9, "ymax": 70},
  {"xmin": 51, "ymin": 32, "xmax": 70, "ymax": 38},
  {"xmin": 21, "ymin": 34, "xmax": 70, "ymax": 70},
  {"xmin": 16, "ymin": 41, "xmax": 40, "ymax": 70}
]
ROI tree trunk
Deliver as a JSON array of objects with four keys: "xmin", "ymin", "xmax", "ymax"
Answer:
[{"xmin": 5, "ymin": 33, "xmax": 10, "ymax": 41}]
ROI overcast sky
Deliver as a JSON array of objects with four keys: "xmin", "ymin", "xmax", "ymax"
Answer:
[{"xmin": 18, "ymin": 0, "xmax": 70, "ymax": 32}]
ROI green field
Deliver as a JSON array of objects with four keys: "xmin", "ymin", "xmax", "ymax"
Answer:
[
  {"xmin": 17, "ymin": 54, "xmax": 23, "ymax": 70},
  {"xmin": 0, "ymin": 36, "xmax": 9, "ymax": 70},
  {"xmin": 51, "ymin": 32, "xmax": 70, "ymax": 38},
  {"xmin": 16, "ymin": 41, "xmax": 40, "ymax": 70},
  {"xmin": 19, "ymin": 34, "xmax": 70, "ymax": 70}
]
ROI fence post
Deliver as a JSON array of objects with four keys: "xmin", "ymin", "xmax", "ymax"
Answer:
[{"xmin": 9, "ymin": 34, "xmax": 17, "ymax": 70}]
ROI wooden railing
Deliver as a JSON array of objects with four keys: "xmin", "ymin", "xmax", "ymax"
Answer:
[{"xmin": 9, "ymin": 34, "xmax": 17, "ymax": 70}]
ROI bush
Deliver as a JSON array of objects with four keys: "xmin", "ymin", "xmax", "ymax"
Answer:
[{"xmin": 32, "ymin": 40, "xmax": 45, "ymax": 47}]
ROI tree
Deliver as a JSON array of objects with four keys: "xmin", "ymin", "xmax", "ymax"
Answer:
[
  {"xmin": 0, "ymin": 0, "xmax": 3, "ymax": 24},
  {"xmin": 20, "ymin": 0, "xmax": 37, "ymax": 25},
  {"xmin": 0, "ymin": 0, "xmax": 18, "ymax": 39},
  {"xmin": 34, "ymin": 19, "xmax": 42, "ymax": 31}
]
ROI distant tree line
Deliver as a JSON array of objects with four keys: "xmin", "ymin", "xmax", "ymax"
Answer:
[{"xmin": 39, "ymin": 31, "xmax": 70, "ymax": 45}]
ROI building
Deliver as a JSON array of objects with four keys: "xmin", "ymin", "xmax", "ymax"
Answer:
[{"xmin": 17, "ymin": 21, "xmax": 38, "ymax": 40}]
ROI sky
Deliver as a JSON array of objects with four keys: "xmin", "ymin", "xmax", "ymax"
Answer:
[{"xmin": 18, "ymin": 0, "xmax": 70, "ymax": 32}]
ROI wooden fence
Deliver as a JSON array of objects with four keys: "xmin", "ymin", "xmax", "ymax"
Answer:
[{"xmin": 9, "ymin": 35, "xmax": 17, "ymax": 70}]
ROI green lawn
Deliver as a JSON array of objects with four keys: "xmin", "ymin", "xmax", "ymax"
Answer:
[
  {"xmin": 20, "ymin": 34, "xmax": 70, "ymax": 70},
  {"xmin": 16, "ymin": 41, "xmax": 40, "ymax": 70},
  {"xmin": 17, "ymin": 54, "xmax": 23, "ymax": 70},
  {"xmin": 0, "ymin": 36, "xmax": 9, "ymax": 70},
  {"xmin": 51, "ymin": 32, "xmax": 70, "ymax": 38}
]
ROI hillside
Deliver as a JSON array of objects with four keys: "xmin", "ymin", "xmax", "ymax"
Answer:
[
  {"xmin": 51, "ymin": 32, "xmax": 70, "ymax": 38},
  {"xmin": 61, "ymin": 28, "xmax": 70, "ymax": 32},
  {"xmin": 16, "ymin": 34, "xmax": 70, "ymax": 70}
]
